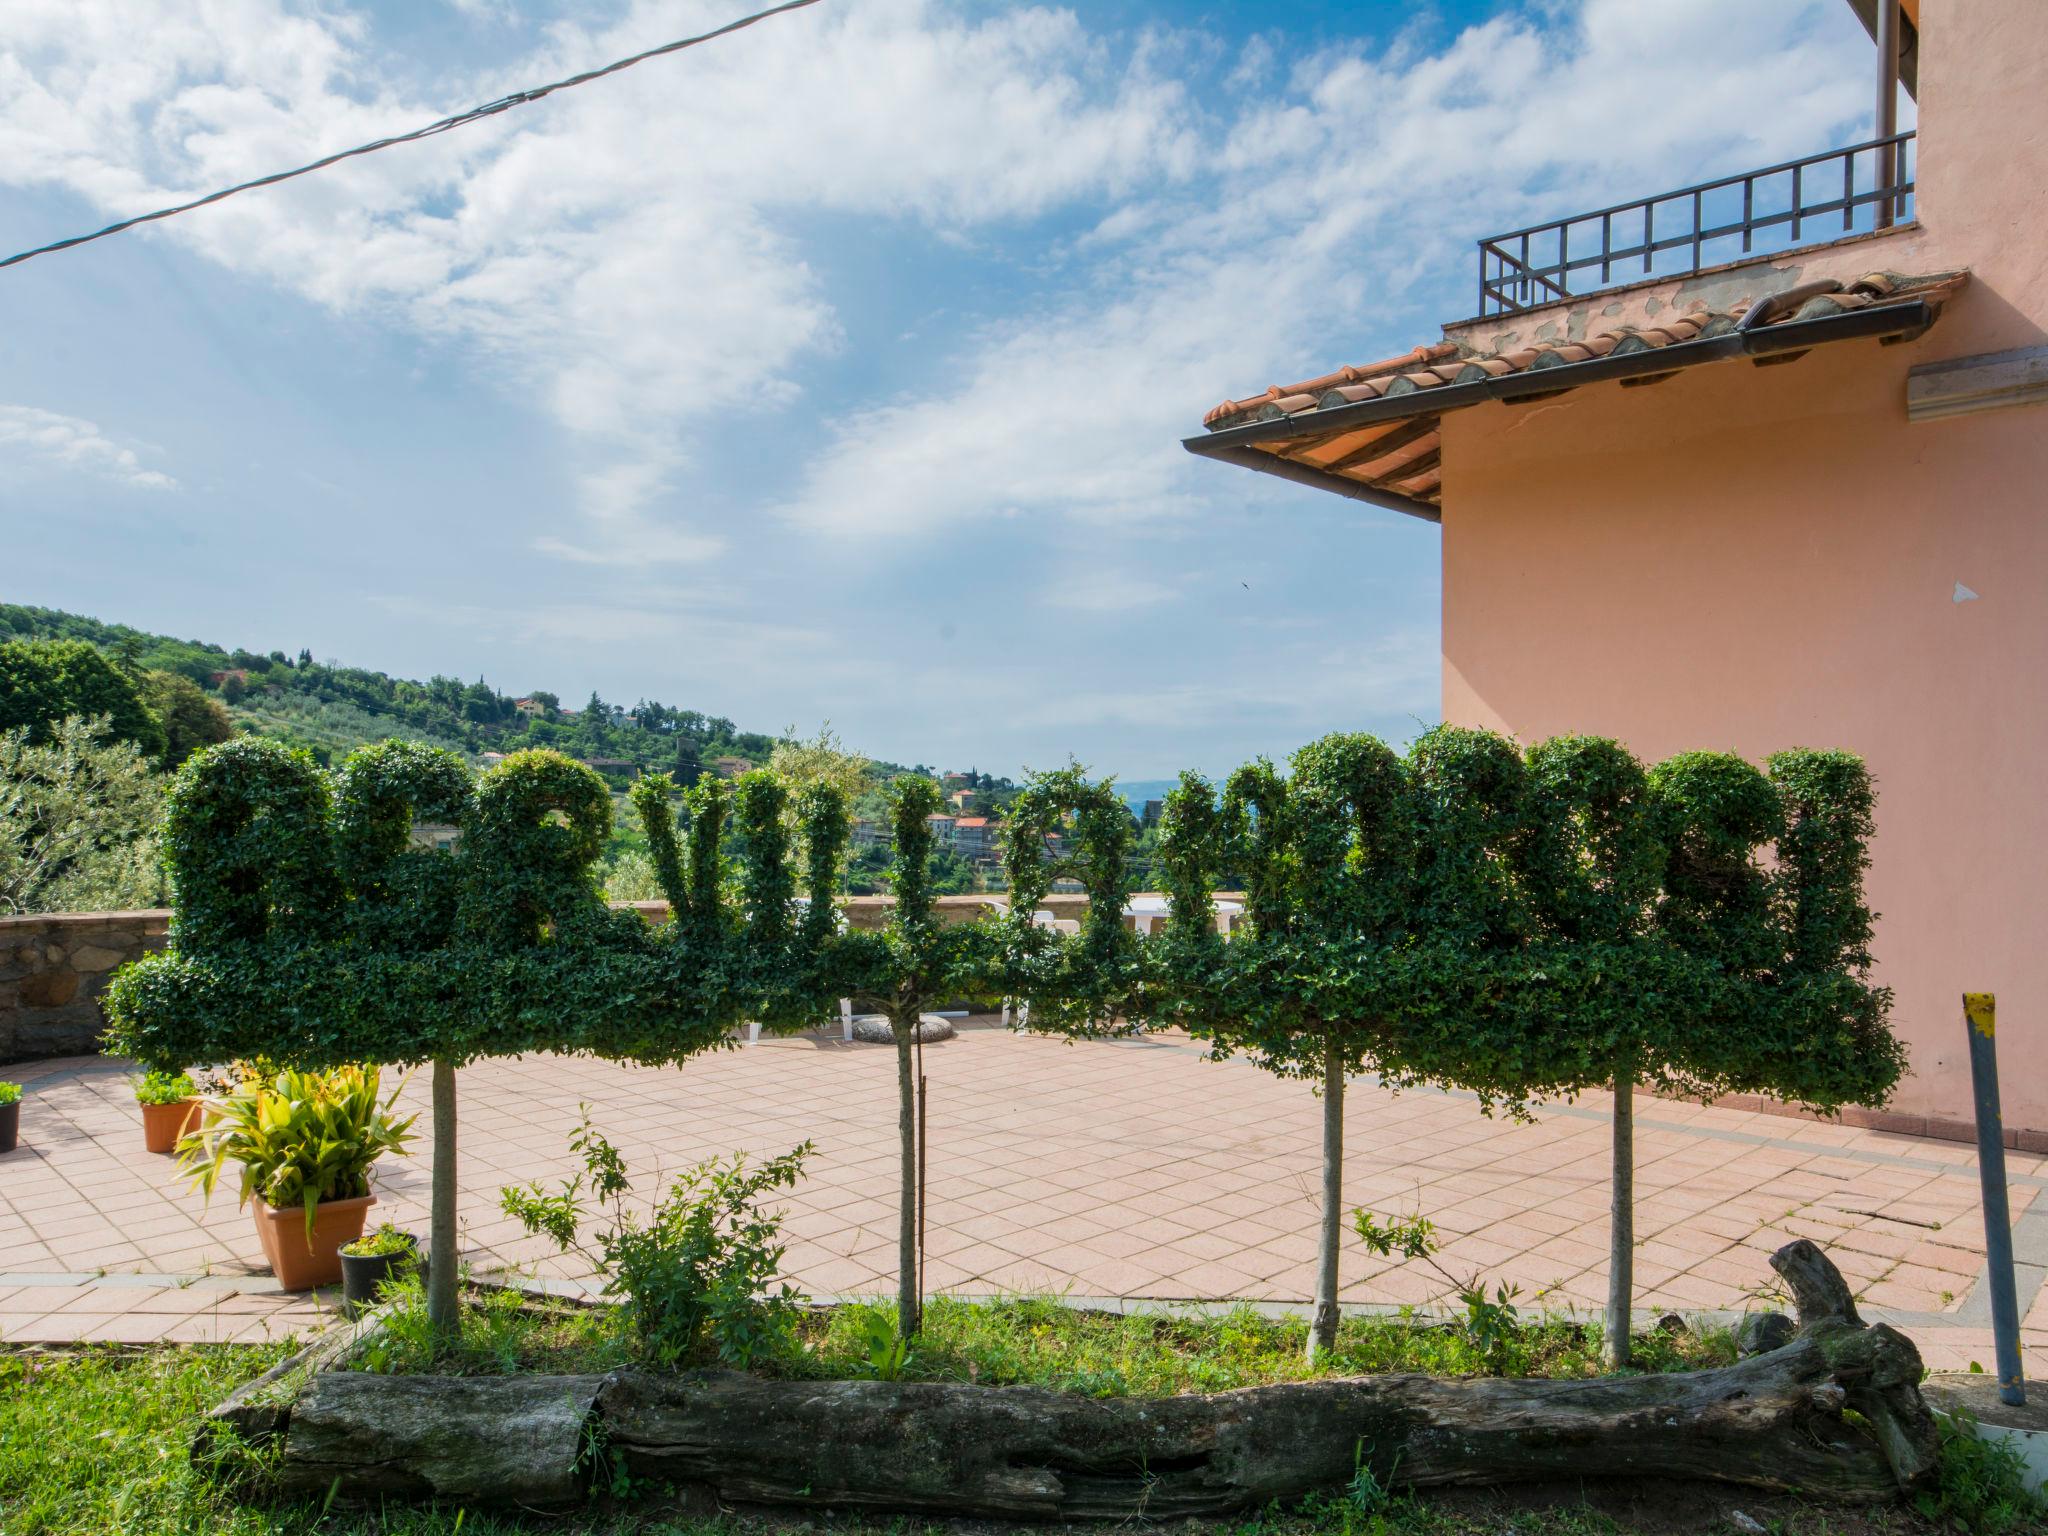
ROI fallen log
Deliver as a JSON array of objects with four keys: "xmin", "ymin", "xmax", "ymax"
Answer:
[
  {"xmin": 278, "ymin": 1373, "xmax": 604, "ymax": 1505},
  {"xmin": 268, "ymin": 1240, "xmax": 1938, "ymax": 1513}
]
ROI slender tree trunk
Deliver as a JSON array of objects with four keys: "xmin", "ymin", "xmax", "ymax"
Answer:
[
  {"xmin": 1307, "ymin": 1038, "xmax": 1345, "ymax": 1362},
  {"xmin": 428, "ymin": 1058, "xmax": 459, "ymax": 1335},
  {"xmin": 1603, "ymin": 1057, "xmax": 1634, "ymax": 1369},
  {"xmin": 894, "ymin": 1011, "xmax": 921, "ymax": 1342}
]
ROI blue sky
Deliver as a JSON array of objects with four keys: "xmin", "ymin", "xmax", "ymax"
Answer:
[{"xmin": 0, "ymin": 0, "xmax": 1879, "ymax": 779}]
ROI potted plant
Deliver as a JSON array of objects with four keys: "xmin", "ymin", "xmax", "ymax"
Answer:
[
  {"xmin": 0, "ymin": 1082, "xmax": 19, "ymax": 1154},
  {"xmin": 339, "ymin": 1223, "xmax": 419, "ymax": 1315},
  {"xmin": 135, "ymin": 1070, "xmax": 201, "ymax": 1153},
  {"xmin": 177, "ymin": 1064, "xmax": 415, "ymax": 1291}
]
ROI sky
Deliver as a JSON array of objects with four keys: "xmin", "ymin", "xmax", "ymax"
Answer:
[{"xmin": 0, "ymin": 0, "xmax": 1883, "ymax": 780}]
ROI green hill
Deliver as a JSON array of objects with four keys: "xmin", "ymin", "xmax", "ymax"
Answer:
[{"xmin": 0, "ymin": 603, "xmax": 828, "ymax": 779}]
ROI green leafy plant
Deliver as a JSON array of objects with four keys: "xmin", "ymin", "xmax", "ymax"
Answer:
[
  {"xmin": 0, "ymin": 1081, "xmax": 20, "ymax": 1105},
  {"xmin": 858, "ymin": 1311, "xmax": 914, "ymax": 1381},
  {"xmin": 1914, "ymin": 1409, "xmax": 2046, "ymax": 1534},
  {"xmin": 175, "ymin": 1064, "xmax": 415, "ymax": 1236},
  {"xmin": 502, "ymin": 1109, "xmax": 813, "ymax": 1369},
  {"xmin": 134, "ymin": 1069, "xmax": 197, "ymax": 1106},
  {"xmin": 1353, "ymin": 1207, "xmax": 1524, "ymax": 1375},
  {"xmin": 339, "ymin": 1222, "xmax": 416, "ymax": 1259}
]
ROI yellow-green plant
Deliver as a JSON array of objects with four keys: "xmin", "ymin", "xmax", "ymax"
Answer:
[{"xmin": 177, "ymin": 1064, "xmax": 415, "ymax": 1235}]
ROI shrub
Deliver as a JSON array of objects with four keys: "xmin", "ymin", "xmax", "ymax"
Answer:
[
  {"xmin": 0, "ymin": 1082, "xmax": 20, "ymax": 1105},
  {"xmin": 503, "ymin": 1111, "xmax": 812, "ymax": 1369},
  {"xmin": 134, "ymin": 1070, "xmax": 197, "ymax": 1105},
  {"xmin": 176, "ymin": 1064, "xmax": 415, "ymax": 1234},
  {"xmin": 1916, "ymin": 1410, "xmax": 2047, "ymax": 1534}
]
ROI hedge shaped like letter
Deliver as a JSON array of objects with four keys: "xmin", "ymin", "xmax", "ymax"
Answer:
[{"xmin": 105, "ymin": 738, "xmax": 849, "ymax": 1070}]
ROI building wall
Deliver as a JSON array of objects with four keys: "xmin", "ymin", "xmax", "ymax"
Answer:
[{"xmin": 1439, "ymin": 0, "xmax": 2048, "ymax": 1135}]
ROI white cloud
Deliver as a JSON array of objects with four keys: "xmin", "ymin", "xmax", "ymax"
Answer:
[
  {"xmin": 0, "ymin": 406, "xmax": 175, "ymax": 488},
  {"xmin": 0, "ymin": 0, "xmax": 1877, "ymax": 768},
  {"xmin": 1045, "ymin": 570, "xmax": 1178, "ymax": 614}
]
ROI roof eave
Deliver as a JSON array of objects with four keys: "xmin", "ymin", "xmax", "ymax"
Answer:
[{"xmin": 1181, "ymin": 297, "xmax": 1936, "ymax": 524}]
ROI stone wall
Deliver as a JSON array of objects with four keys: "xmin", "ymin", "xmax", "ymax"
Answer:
[{"xmin": 0, "ymin": 910, "xmax": 170, "ymax": 1064}]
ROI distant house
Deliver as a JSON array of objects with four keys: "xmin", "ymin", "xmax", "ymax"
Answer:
[
  {"xmin": 926, "ymin": 814, "xmax": 958, "ymax": 845},
  {"xmin": 947, "ymin": 788, "xmax": 985, "ymax": 813},
  {"xmin": 579, "ymin": 757, "xmax": 640, "ymax": 781},
  {"xmin": 512, "ymin": 698, "xmax": 547, "ymax": 718},
  {"xmin": 480, "ymin": 751, "xmax": 507, "ymax": 767},
  {"xmin": 410, "ymin": 822, "xmax": 461, "ymax": 853},
  {"xmin": 1140, "ymin": 799, "xmax": 1165, "ymax": 829},
  {"xmin": 952, "ymin": 816, "xmax": 995, "ymax": 859},
  {"xmin": 711, "ymin": 755, "xmax": 753, "ymax": 779},
  {"xmin": 939, "ymin": 772, "xmax": 971, "ymax": 791},
  {"xmin": 851, "ymin": 819, "xmax": 889, "ymax": 849},
  {"xmin": 209, "ymin": 668, "xmax": 250, "ymax": 688}
]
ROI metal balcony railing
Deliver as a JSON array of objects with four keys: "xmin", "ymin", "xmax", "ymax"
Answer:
[{"xmin": 1476, "ymin": 131, "xmax": 1916, "ymax": 318}]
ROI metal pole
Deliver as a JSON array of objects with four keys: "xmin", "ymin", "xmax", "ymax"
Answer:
[
  {"xmin": 1964, "ymin": 994, "xmax": 2026, "ymax": 1406},
  {"xmin": 1874, "ymin": 0, "xmax": 1900, "ymax": 228}
]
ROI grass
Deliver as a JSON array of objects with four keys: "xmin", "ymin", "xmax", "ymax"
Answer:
[
  {"xmin": 346, "ymin": 1281, "xmax": 1742, "ymax": 1391},
  {"xmin": 0, "ymin": 1340, "xmax": 2013, "ymax": 1536}
]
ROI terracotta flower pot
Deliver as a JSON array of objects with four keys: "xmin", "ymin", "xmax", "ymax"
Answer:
[
  {"xmin": 253, "ymin": 1192, "xmax": 376, "ymax": 1291},
  {"xmin": 0, "ymin": 1100, "xmax": 17, "ymax": 1154},
  {"xmin": 140, "ymin": 1099, "xmax": 200, "ymax": 1154}
]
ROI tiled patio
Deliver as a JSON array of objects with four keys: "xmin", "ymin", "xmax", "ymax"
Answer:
[{"xmin": 3, "ymin": 1021, "xmax": 2045, "ymax": 1374}]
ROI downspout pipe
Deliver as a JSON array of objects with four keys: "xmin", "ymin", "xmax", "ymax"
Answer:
[{"xmin": 1875, "ymin": 0, "xmax": 1900, "ymax": 228}]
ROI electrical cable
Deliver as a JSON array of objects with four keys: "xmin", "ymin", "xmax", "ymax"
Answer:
[{"xmin": 0, "ymin": 0, "xmax": 825, "ymax": 272}]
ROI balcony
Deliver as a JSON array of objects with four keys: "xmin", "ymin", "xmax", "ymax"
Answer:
[{"xmin": 1476, "ymin": 132, "xmax": 1916, "ymax": 318}]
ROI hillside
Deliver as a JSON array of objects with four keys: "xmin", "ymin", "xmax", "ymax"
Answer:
[{"xmin": 0, "ymin": 604, "xmax": 846, "ymax": 780}]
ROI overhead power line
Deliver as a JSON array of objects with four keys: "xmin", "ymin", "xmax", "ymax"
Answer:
[{"xmin": 0, "ymin": 0, "xmax": 825, "ymax": 272}]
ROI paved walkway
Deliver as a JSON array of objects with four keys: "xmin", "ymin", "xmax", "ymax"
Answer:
[{"xmin": 3, "ymin": 1023, "xmax": 2044, "ymax": 1374}]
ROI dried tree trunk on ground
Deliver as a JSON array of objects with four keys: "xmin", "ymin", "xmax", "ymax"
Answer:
[{"xmin": 253, "ymin": 1241, "xmax": 1938, "ymax": 1514}]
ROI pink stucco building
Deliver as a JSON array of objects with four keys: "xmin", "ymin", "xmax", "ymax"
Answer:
[{"xmin": 1189, "ymin": 0, "xmax": 2047, "ymax": 1142}]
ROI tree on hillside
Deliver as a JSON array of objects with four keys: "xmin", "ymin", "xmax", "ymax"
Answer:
[
  {"xmin": 0, "ymin": 639, "xmax": 167, "ymax": 762},
  {"xmin": 769, "ymin": 725, "xmax": 870, "ymax": 878},
  {"xmin": 141, "ymin": 670, "xmax": 235, "ymax": 769},
  {"xmin": 0, "ymin": 717, "xmax": 166, "ymax": 915}
]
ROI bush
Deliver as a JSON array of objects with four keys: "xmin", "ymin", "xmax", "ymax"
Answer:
[
  {"xmin": 0, "ymin": 1081, "xmax": 20, "ymax": 1105},
  {"xmin": 1916, "ymin": 1410, "xmax": 2047, "ymax": 1534},
  {"xmin": 503, "ymin": 1111, "xmax": 812, "ymax": 1369}
]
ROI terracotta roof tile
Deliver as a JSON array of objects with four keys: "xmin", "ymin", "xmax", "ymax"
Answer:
[
  {"xmin": 1194, "ymin": 268, "xmax": 1969, "ymax": 512},
  {"xmin": 1201, "ymin": 271, "xmax": 1965, "ymax": 437}
]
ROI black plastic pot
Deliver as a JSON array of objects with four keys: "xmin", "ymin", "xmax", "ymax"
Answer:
[
  {"xmin": 0, "ymin": 1099, "xmax": 18, "ymax": 1154},
  {"xmin": 339, "ymin": 1235, "xmax": 418, "ymax": 1314}
]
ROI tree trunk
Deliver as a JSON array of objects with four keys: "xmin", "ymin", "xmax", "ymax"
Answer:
[
  {"xmin": 428, "ymin": 1058, "xmax": 458, "ymax": 1335},
  {"xmin": 894, "ymin": 1009, "xmax": 921, "ymax": 1342},
  {"xmin": 1603, "ymin": 1057, "xmax": 1633, "ymax": 1369},
  {"xmin": 258, "ymin": 1243, "xmax": 1939, "ymax": 1514},
  {"xmin": 1307, "ymin": 1037, "xmax": 1344, "ymax": 1363}
]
